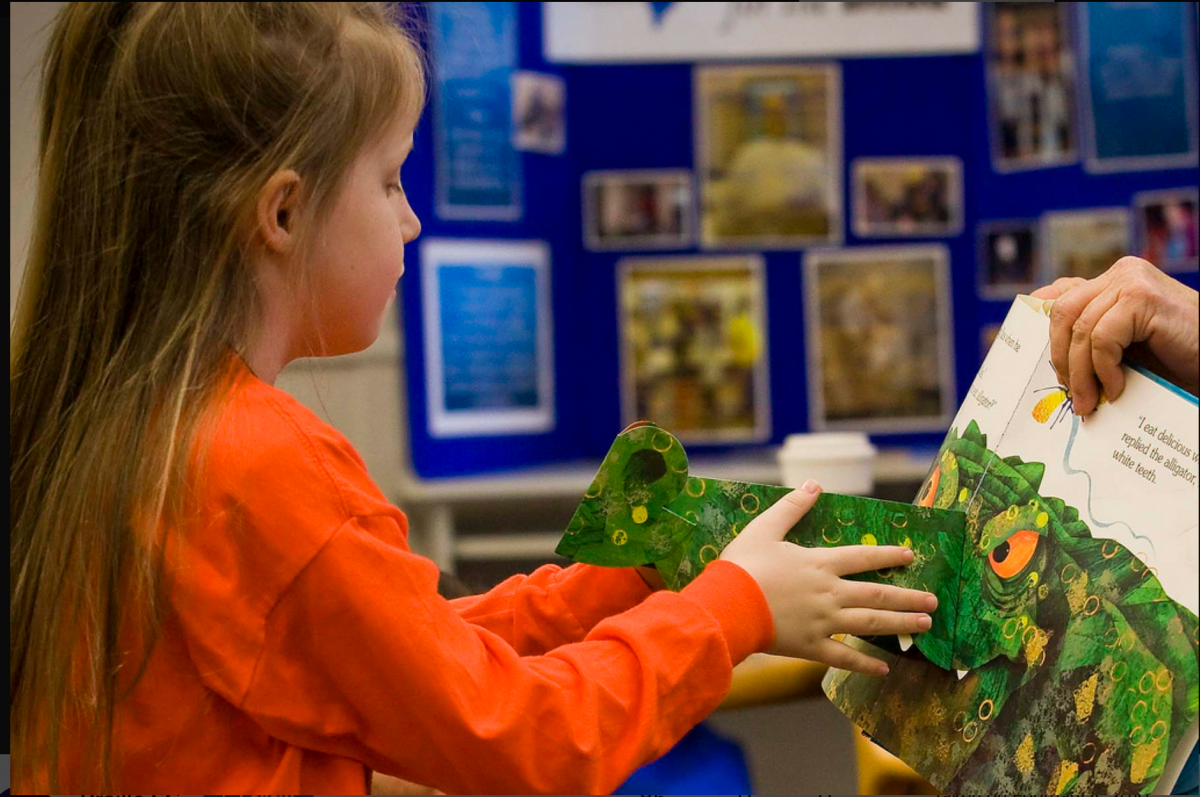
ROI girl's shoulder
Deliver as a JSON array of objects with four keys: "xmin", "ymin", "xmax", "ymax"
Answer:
[
  {"xmin": 200, "ymin": 365, "xmax": 396, "ymax": 532},
  {"xmin": 169, "ymin": 369, "xmax": 408, "ymax": 704}
]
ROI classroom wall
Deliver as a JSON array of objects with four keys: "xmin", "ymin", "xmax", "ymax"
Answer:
[{"xmin": 399, "ymin": 2, "xmax": 1200, "ymax": 479}]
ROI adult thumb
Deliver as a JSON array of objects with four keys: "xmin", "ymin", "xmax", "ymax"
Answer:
[{"xmin": 739, "ymin": 479, "xmax": 822, "ymax": 543}]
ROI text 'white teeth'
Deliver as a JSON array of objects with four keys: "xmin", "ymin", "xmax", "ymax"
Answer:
[
  {"xmin": 898, "ymin": 634, "xmax": 913, "ymax": 652},
  {"xmin": 957, "ymin": 669, "xmax": 970, "ymax": 681}
]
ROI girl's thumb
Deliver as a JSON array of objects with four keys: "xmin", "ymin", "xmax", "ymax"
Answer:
[{"xmin": 741, "ymin": 480, "xmax": 822, "ymax": 542}]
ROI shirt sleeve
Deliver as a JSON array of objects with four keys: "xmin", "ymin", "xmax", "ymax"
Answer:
[
  {"xmin": 235, "ymin": 514, "xmax": 773, "ymax": 795},
  {"xmin": 448, "ymin": 563, "xmax": 655, "ymax": 655}
]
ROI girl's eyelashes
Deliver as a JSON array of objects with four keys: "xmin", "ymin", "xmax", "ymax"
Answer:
[{"xmin": 387, "ymin": 166, "xmax": 405, "ymax": 195}]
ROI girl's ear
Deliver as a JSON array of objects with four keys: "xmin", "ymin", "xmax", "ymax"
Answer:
[{"xmin": 256, "ymin": 169, "xmax": 302, "ymax": 254}]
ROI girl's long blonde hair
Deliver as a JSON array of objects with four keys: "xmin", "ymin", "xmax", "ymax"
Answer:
[{"xmin": 10, "ymin": 3, "xmax": 425, "ymax": 790}]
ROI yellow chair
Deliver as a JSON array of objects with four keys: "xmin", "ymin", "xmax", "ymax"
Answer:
[
  {"xmin": 721, "ymin": 654, "xmax": 936, "ymax": 795},
  {"xmin": 853, "ymin": 732, "xmax": 937, "ymax": 796}
]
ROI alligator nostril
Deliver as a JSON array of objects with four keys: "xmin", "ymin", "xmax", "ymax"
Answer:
[{"xmin": 625, "ymin": 448, "xmax": 667, "ymax": 488}]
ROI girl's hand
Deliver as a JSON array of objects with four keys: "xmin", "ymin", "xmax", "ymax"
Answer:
[{"xmin": 720, "ymin": 479, "xmax": 937, "ymax": 676}]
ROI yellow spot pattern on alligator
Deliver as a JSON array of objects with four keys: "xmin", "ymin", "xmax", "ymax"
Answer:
[
  {"xmin": 1051, "ymin": 760, "xmax": 1078, "ymax": 795},
  {"xmin": 1131, "ymin": 737, "xmax": 1162, "ymax": 783},
  {"xmin": 1015, "ymin": 732, "xmax": 1035, "ymax": 776},
  {"xmin": 1066, "ymin": 571, "xmax": 1090, "ymax": 614},
  {"xmin": 1075, "ymin": 673, "xmax": 1098, "ymax": 722}
]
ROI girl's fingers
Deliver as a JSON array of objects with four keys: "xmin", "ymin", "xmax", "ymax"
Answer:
[
  {"xmin": 822, "ymin": 544, "xmax": 913, "ymax": 577},
  {"xmin": 810, "ymin": 637, "xmax": 891, "ymax": 677},
  {"xmin": 735, "ymin": 481, "xmax": 822, "ymax": 544},
  {"xmin": 838, "ymin": 580, "xmax": 938, "ymax": 613},
  {"xmin": 833, "ymin": 608, "xmax": 932, "ymax": 638}
]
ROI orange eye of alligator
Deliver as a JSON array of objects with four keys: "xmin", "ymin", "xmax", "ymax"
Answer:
[
  {"xmin": 989, "ymin": 530, "xmax": 1039, "ymax": 578},
  {"xmin": 917, "ymin": 467, "xmax": 941, "ymax": 507}
]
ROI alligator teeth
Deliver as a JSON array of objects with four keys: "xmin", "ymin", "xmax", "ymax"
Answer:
[
  {"xmin": 898, "ymin": 634, "xmax": 913, "ymax": 652},
  {"xmin": 957, "ymin": 669, "xmax": 970, "ymax": 681}
]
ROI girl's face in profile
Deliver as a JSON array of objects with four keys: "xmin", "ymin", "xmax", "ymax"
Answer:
[{"xmin": 304, "ymin": 114, "xmax": 422, "ymax": 356}]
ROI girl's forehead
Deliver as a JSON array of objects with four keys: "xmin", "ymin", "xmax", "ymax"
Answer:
[{"xmin": 372, "ymin": 115, "xmax": 417, "ymax": 160}]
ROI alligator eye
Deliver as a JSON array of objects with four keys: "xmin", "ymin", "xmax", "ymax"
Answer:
[
  {"xmin": 989, "ymin": 530, "xmax": 1039, "ymax": 579},
  {"xmin": 917, "ymin": 466, "xmax": 941, "ymax": 507}
]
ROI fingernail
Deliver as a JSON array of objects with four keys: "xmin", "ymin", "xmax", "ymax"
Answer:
[
  {"xmin": 925, "ymin": 594, "xmax": 939, "ymax": 611},
  {"xmin": 801, "ymin": 478, "xmax": 821, "ymax": 495},
  {"xmin": 918, "ymin": 615, "xmax": 932, "ymax": 630},
  {"xmin": 902, "ymin": 548, "xmax": 914, "ymax": 561},
  {"xmin": 877, "ymin": 663, "xmax": 890, "ymax": 676}
]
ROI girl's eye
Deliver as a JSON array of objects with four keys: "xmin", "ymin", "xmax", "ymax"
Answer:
[
  {"xmin": 988, "ymin": 529, "xmax": 1039, "ymax": 579},
  {"xmin": 388, "ymin": 167, "xmax": 405, "ymax": 194}
]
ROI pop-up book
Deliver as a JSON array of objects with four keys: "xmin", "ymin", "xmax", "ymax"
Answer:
[
  {"xmin": 823, "ymin": 296, "xmax": 1198, "ymax": 795},
  {"xmin": 555, "ymin": 295, "xmax": 1198, "ymax": 795}
]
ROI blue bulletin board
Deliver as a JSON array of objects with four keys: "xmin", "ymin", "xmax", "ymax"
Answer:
[{"xmin": 399, "ymin": 2, "xmax": 1200, "ymax": 479}]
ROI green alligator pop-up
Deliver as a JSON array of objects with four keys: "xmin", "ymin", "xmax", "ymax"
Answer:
[
  {"xmin": 555, "ymin": 420, "xmax": 968, "ymax": 670},
  {"xmin": 555, "ymin": 420, "xmax": 1199, "ymax": 794},
  {"xmin": 825, "ymin": 421, "xmax": 1199, "ymax": 794}
]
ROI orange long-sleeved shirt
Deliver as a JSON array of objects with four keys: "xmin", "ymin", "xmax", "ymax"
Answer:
[{"xmin": 56, "ymin": 359, "xmax": 774, "ymax": 794}]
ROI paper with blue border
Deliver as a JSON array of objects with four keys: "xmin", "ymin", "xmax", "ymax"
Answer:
[
  {"xmin": 430, "ymin": 2, "xmax": 523, "ymax": 220},
  {"xmin": 420, "ymin": 239, "xmax": 555, "ymax": 438},
  {"xmin": 1079, "ymin": 2, "xmax": 1200, "ymax": 173}
]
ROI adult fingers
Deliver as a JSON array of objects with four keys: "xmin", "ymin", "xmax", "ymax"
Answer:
[
  {"xmin": 808, "ymin": 637, "xmax": 891, "ymax": 677},
  {"xmin": 1089, "ymin": 301, "xmax": 1137, "ymax": 404},
  {"xmin": 1067, "ymin": 287, "xmax": 1119, "ymax": 415},
  {"xmin": 1030, "ymin": 276, "xmax": 1087, "ymax": 301},
  {"xmin": 822, "ymin": 544, "xmax": 914, "ymax": 577},
  {"xmin": 833, "ymin": 608, "xmax": 933, "ymax": 638},
  {"xmin": 735, "ymin": 480, "xmax": 822, "ymax": 544},
  {"xmin": 1047, "ymin": 277, "xmax": 1106, "ymax": 387},
  {"xmin": 837, "ymin": 580, "xmax": 938, "ymax": 613}
]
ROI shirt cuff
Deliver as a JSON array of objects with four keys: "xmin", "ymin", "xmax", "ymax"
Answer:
[{"xmin": 679, "ymin": 559, "xmax": 774, "ymax": 665}]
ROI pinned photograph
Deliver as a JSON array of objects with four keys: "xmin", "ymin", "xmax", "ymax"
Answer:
[
  {"xmin": 805, "ymin": 246, "xmax": 956, "ymax": 433},
  {"xmin": 852, "ymin": 157, "xmax": 962, "ymax": 238},
  {"xmin": 583, "ymin": 170, "xmax": 693, "ymax": 251},
  {"xmin": 1134, "ymin": 189, "xmax": 1199, "ymax": 273},
  {"xmin": 618, "ymin": 256, "xmax": 771, "ymax": 443},
  {"xmin": 977, "ymin": 221, "xmax": 1038, "ymax": 299},
  {"xmin": 512, "ymin": 70, "xmax": 566, "ymax": 155},
  {"xmin": 1041, "ymin": 208, "xmax": 1131, "ymax": 282},
  {"xmin": 986, "ymin": 2, "xmax": 1078, "ymax": 171},
  {"xmin": 695, "ymin": 64, "xmax": 841, "ymax": 248}
]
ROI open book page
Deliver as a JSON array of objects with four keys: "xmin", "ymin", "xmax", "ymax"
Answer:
[{"xmin": 823, "ymin": 295, "xmax": 1199, "ymax": 794}]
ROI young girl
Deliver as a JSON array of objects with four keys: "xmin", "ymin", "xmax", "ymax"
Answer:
[{"xmin": 9, "ymin": 4, "xmax": 938, "ymax": 793}]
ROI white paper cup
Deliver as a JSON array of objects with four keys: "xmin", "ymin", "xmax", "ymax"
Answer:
[{"xmin": 777, "ymin": 432, "xmax": 877, "ymax": 496}]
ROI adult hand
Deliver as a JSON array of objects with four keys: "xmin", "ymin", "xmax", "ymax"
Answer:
[
  {"xmin": 720, "ymin": 479, "xmax": 937, "ymax": 675},
  {"xmin": 1032, "ymin": 257, "xmax": 1200, "ymax": 415}
]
